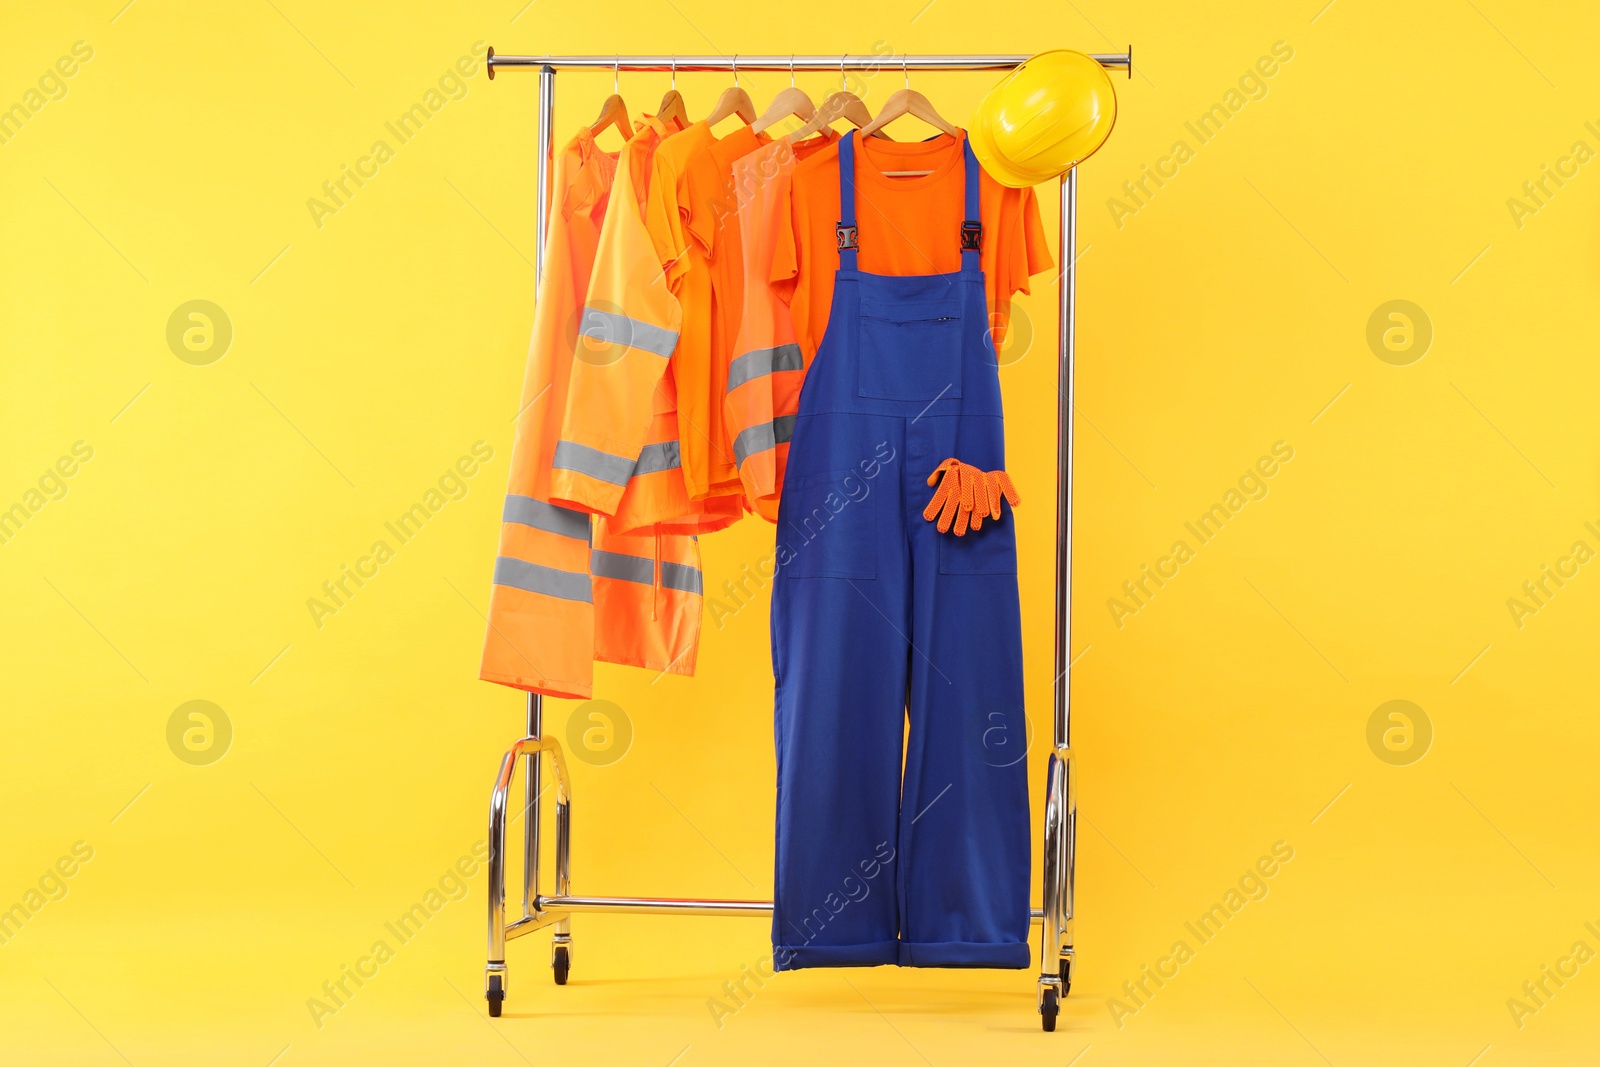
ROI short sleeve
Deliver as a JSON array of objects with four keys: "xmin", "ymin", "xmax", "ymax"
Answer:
[
  {"xmin": 1009, "ymin": 186, "xmax": 1054, "ymax": 300},
  {"xmin": 645, "ymin": 153, "xmax": 692, "ymax": 284},
  {"xmin": 770, "ymin": 177, "xmax": 800, "ymax": 305},
  {"xmin": 682, "ymin": 151, "xmax": 720, "ymax": 254}
]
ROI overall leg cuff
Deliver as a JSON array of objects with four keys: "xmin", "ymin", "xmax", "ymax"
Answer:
[
  {"xmin": 897, "ymin": 940, "xmax": 1033, "ymax": 969},
  {"xmin": 772, "ymin": 940, "xmax": 900, "ymax": 970}
]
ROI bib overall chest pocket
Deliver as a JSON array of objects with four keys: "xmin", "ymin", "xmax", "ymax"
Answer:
[{"xmin": 857, "ymin": 295, "xmax": 965, "ymax": 403}]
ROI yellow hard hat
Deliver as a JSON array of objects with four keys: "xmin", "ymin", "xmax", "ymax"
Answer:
[{"xmin": 970, "ymin": 51, "xmax": 1118, "ymax": 188}]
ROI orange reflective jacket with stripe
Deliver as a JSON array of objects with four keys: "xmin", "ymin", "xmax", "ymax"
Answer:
[
  {"xmin": 480, "ymin": 125, "xmax": 704, "ymax": 700},
  {"xmin": 659, "ymin": 121, "xmax": 770, "ymax": 502},
  {"xmin": 550, "ymin": 120, "xmax": 743, "ymax": 535},
  {"xmin": 724, "ymin": 133, "xmax": 835, "ymax": 521}
]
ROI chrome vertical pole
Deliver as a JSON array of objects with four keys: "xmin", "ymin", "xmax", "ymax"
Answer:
[
  {"xmin": 533, "ymin": 64, "xmax": 555, "ymax": 284},
  {"xmin": 524, "ymin": 692, "xmax": 542, "ymax": 919},
  {"xmin": 523, "ymin": 63, "xmax": 556, "ymax": 923},
  {"xmin": 1056, "ymin": 169, "xmax": 1076, "ymax": 753},
  {"xmin": 1057, "ymin": 166, "xmax": 1078, "ymax": 970},
  {"xmin": 1039, "ymin": 167, "xmax": 1078, "ymax": 1016}
]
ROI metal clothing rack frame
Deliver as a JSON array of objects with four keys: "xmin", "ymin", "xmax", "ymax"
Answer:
[{"xmin": 480, "ymin": 47, "xmax": 1130, "ymax": 1032}]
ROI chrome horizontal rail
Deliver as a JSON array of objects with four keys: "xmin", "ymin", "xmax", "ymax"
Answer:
[
  {"xmin": 540, "ymin": 894, "xmax": 771, "ymax": 916},
  {"xmin": 523, "ymin": 894, "xmax": 1047, "ymax": 922},
  {"xmin": 487, "ymin": 51, "xmax": 1132, "ymax": 77}
]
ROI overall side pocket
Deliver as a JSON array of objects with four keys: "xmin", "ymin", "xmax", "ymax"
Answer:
[{"xmin": 779, "ymin": 470, "xmax": 878, "ymax": 579}]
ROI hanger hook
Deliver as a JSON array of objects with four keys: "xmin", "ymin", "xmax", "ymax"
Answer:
[
  {"xmin": 614, "ymin": 55, "xmax": 620, "ymax": 95},
  {"xmin": 671, "ymin": 55, "xmax": 677, "ymax": 90},
  {"xmin": 903, "ymin": 54, "xmax": 909, "ymax": 91},
  {"xmin": 840, "ymin": 54, "xmax": 847, "ymax": 91},
  {"xmin": 790, "ymin": 54, "xmax": 796, "ymax": 89},
  {"xmin": 732, "ymin": 54, "xmax": 739, "ymax": 87}
]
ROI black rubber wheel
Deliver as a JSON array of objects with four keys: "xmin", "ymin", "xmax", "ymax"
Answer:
[
  {"xmin": 552, "ymin": 945, "xmax": 570, "ymax": 985},
  {"xmin": 1060, "ymin": 959, "xmax": 1072, "ymax": 996},
  {"xmin": 1040, "ymin": 988, "xmax": 1059, "ymax": 1032},
  {"xmin": 486, "ymin": 974, "xmax": 504, "ymax": 1017}
]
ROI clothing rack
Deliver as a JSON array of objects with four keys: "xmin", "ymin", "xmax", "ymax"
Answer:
[{"xmin": 480, "ymin": 48, "xmax": 1130, "ymax": 1031}]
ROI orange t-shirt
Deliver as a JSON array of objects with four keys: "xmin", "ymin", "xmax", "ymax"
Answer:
[{"xmin": 772, "ymin": 131, "xmax": 1054, "ymax": 362}]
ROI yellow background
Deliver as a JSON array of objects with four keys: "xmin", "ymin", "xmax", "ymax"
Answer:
[{"xmin": 4, "ymin": 0, "xmax": 1599, "ymax": 1063}]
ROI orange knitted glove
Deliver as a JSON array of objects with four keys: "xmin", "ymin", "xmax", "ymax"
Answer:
[{"xmin": 923, "ymin": 458, "xmax": 1020, "ymax": 536}]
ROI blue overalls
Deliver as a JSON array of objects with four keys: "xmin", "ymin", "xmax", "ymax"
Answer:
[{"xmin": 770, "ymin": 131, "xmax": 1031, "ymax": 970}]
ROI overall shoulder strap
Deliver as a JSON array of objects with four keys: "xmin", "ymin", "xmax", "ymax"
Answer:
[
  {"xmin": 836, "ymin": 130, "xmax": 858, "ymax": 270},
  {"xmin": 960, "ymin": 132, "xmax": 982, "ymax": 271}
]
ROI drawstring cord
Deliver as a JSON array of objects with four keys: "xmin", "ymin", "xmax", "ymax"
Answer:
[{"xmin": 652, "ymin": 528, "xmax": 662, "ymax": 621}]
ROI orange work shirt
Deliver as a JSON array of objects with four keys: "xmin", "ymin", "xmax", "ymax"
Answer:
[
  {"xmin": 680, "ymin": 122, "xmax": 776, "ymax": 500},
  {"xmin": 773, "ymin": 131, "xmax": 1054, "ymax": 364}
]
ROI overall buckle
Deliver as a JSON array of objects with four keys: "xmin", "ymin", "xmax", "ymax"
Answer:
[
  {"xmin": 960, "ymin": 221, "xmax": 983, "ymax": 252},
  {"xmin": 836, "ymin": 223, "xmax": 858, "ymax": 251}
]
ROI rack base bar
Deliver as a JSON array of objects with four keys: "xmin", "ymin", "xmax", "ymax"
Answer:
[
  {"xmin": 541, "ymin": 895, "xmax": 771, "ymax": 917},
  {"xmin": 514, "ymin": 894, "xmax": 1051, "ymax": 922}
]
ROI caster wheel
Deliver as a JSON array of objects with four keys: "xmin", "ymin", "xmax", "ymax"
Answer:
[
  {"xmin": 1060, "ymin": 959, "xmax": 1072, "ymax": 996},
  {"xmin": 1040, "ymin": 987, "xmax": 1059, "ymax": 1032},
  {"xmin": 552, "ymin": 945, "xmax": 570, "ymax": 986},
  {"xmin": 486, "ymin": 974, "xmax": 504, "ymax": 1017}
]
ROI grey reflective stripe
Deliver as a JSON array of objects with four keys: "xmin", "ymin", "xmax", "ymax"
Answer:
[
  {"xmin": 726, "ymin": 343, "xmax": 803, "ymax": 392},
  {"xmin": 733, "ymin": 414, "xmax": 797, "ymax": 468},
  {"xmin": 661, "ymin": 561, "xmax": 704, "ymax": 595},
  {"xmin": 493, "ymin": 557, "xmax": 592, "ymax": 603},
  {"xmin": 589, "ymin": 551, "xmax": 704, "ymax": 595},
  {"xmin": 553, "ymin": 441, "xmax": 635, "ymax": 486},
  {"xmin": 579, "ymin": 307, "xmax": 678, "ymax": 358},
  {"xmin": 590, "ymin": 549, "xmax": 655, "ymax": 585},
  {"xmin": 502, "ymin": 495, "xmax": 591, "ymax": 542},
  {"xmin": 632, "ymin": 440, "xmax": 681, "ymax": 476}
]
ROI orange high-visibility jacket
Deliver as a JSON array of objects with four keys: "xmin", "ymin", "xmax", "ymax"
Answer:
[
  {"xmin": 480, "ymin": 124, "xmax": 704, "ymax": 700},
  {"xmin": 724, "ymin": 133, "xmax": 835, "ymax": 521},
  {"xmin": 549, "ymin": 120, "xmax": 743, "ymax": 534},
  {"xmin": 667, "ymin": 121, "xmax": 770, "ymax": 501}
]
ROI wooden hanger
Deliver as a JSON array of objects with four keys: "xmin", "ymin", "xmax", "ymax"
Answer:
[
  {"xmin": 789, "ymin": 56, "xmax": 891, "ymax": 141},
  {"xmin": 856, "ymin": 57, "xmax": 958, "ymax": 177},
  {"xmin": 657, "ymin": 56, "xmax": 688, "ymax": 128},
  {"xmin": 589, "ymin": 58, "xmax": 632, "ymax": 144},
  {"xmin": 703, "ymin": 55, "xmax": 757, "ymax": 128},
  {"xmin": 751, "ymin": 56, "xmax": 814, "ymax": 135}
]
